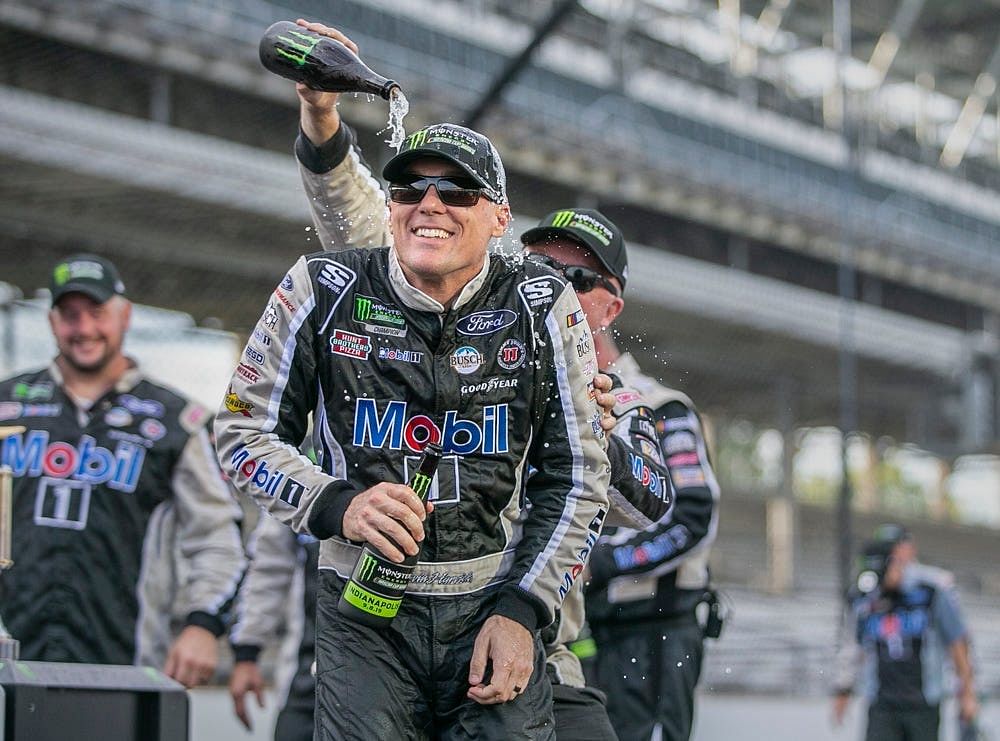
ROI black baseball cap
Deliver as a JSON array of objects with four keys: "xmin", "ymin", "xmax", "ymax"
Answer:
[
  {"xmin": 383, "ymin": 123, "xmax": 508, "ymax": 204},
  {"xmin": 520, "ymin": 209, "xmax": 629, "ymax": 291},
  {"xmin": 872, "ymin": 523, "xmax": 910, "ymax": 547},
  {"xmin": 50, "ymin": 253, "xmax": 126, "ymax": 307}
]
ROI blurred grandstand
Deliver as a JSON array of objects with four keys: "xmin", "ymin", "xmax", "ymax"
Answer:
[{"xmin": 2, "ymin": 0, "xmax": 999, "ymax": 703}]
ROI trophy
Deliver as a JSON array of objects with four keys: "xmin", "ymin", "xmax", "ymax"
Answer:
[{"xmin": 0, "ymin": 425, "xmax": 24, "ymax": 659}]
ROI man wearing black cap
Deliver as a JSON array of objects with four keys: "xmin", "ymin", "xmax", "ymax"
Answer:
[
  {"xmin": 0, "ymin": 254, "xmax": 246, "ymax": 686},
  {"xmin": 833, "ymin": 524, "xmax": 979, "ymax": 740},
  {"xmin": 520, "ymin": 210, "xmax": 721, "ymax": 741},
  {"xmin": 216, "ymin": 85, "xmax": 611, "ymax": 738}
]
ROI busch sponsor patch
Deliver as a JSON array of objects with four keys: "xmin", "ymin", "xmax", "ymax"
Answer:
[
  {"xmin": 262, "ymin": 302, "xmax": 279, "ymax": 330},
  {"xmin": 497, "ymin": 339, "xmax": 526, "ymax": 370},
  {"xmin": 576, "ymin": 330, "xmax": 592, "ymax": 359},
  {"xmin": 450, "ymin": 346, "xmax": 484, "ymax": 375},
  {"xmin": 456, "ymin": 309, "xmax": 517, "ymax": 336},
  {"xmin": 330, "ymin": 329, "xmax": 372, "ymax": 359}
]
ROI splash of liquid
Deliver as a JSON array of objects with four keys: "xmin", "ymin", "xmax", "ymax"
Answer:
[{"xmin": 386, "ymin": 88, "xmax": 410, "ymax": 151}]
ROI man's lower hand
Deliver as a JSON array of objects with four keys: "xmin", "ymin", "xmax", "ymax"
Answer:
[
  {"xmin": 228, "ymin": 661, "xmax": 266, "ymax": 731},
  {"xmin": 164, "ymin": 625, "xmax": 219, "ymax": 688},
  {"xmin": 467, "ymin": 614, "xmax": 534, "ymax": 704}
]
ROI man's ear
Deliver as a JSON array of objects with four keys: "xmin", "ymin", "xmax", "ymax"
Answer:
[{"xmin": 492, "ymin": 204, "xmax": 511, "ymax": 237}]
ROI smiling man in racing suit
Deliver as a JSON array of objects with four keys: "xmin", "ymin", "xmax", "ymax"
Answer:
[
  {"xmin": 280, "ymin": 22, "xmax": 688, "ymax": 741},
  {"xmin": 215, "ymin": 117, "xmax": 611, "ymax": 740},
  {"xmin": 0, "ymin": 254, "xmax": 246, "ymax": 687}
]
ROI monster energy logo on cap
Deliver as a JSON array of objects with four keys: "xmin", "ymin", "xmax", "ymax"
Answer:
[
  {"xmin": 383, "ymin": 123, "xmax": 508, "ymax": 204},
  {"xmin": 549, "ymin": 210, "xmax": 612, "ymax": 246},
  {"xmin": 274, "ymin": 30, "xmax": 321, "ymax": 66}
]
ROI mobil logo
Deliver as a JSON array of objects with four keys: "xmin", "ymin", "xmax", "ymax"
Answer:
[
  {"xmin": 456, "ymin": 309, "xmax": 517, "ymax": 336},
  {"xmin": 2, "ymin": 430, "xmax": 145, "ymax": 492},
  {"xmin": 229, "ymin": 446, "xmax": 304, "ymax": 507},
  {"xmin": 353, "ymin": 399, "xmax": 509, "ymax": 455},
  {"xmin": 629, "ymin": 452, "xmax": 670, "ymax": 502}
]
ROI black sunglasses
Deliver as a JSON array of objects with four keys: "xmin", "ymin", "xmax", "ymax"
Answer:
[
  {"xmin": 525, "ymin": 253, "xmax": 621, "ymax": 297},
  {"xmin": 388, "ymin": 175, "xmax": 490, "ymax": 207}
]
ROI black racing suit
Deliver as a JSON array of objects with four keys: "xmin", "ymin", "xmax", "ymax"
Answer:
[
  {"xmin": 294, "ymin": 121, "xmax": 678, "ymax": 741},
  {"xmin": 0, "ymin": 363, "xmax": 246, "ymax": 665},
  {"xmin": 584, "ymin": 355, "xmax": 721, "ymax": 741},
  {"xmin": 214, "ymin": 247, "xmax": 611, "ymax": 739}
]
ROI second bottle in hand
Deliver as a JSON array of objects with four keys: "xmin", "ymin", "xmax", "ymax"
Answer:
[{"xmin": 338, "ymin": 443, "xmax": 442, "ymax": 628}]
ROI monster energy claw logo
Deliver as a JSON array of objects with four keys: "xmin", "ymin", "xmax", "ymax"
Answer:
[
  {"xmin": 358, "ymin": 553, "xmax": 379, "ymax": 583},
  {"xmin": 355, "ymin": 296, "xmax": 374, "ymax": 322},
  {"xmin": 551, "ymin": 210, "xmax": 575, "ymax": 228},
  {"xmin": 275, "ymin": 30, "xmax": 321, "ymax": 66},
  {"xmin": 405, "ymin": 129, "xmax": 428, "ymax": 150},
  {"xmin": 411, "ymin": 472, "xmax": 432, "ymax": 499}
]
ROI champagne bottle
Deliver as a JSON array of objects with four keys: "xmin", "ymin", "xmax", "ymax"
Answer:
[
  {"xmin": 259, "ymin": 21, "xmax": 400, "ymax": 100},
  {"xmin": 338, "ymin": 443, "xmax": 442, "ymax": 627}
]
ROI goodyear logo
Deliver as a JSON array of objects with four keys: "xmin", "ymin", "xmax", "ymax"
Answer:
[{"xmin": 275, "ymin": 30, "xmax": 321, "ymax": 66}]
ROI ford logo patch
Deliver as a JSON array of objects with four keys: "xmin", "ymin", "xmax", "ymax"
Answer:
[{"xmin": 456, "ymin": 309, "xmax": 517, "ymax": 336}]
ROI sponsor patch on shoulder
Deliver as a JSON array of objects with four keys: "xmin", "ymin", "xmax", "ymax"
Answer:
[
  {"xmin": 180, "ymin": 402, "xmax": 209, "ymax": 433},
  {"xmin": 518, "ymin": 276, "xmax": 557, "ymax": 309}
]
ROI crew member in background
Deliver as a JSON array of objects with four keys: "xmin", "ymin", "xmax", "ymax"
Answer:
[
  {"xmin": 833, "ymin": 524, "xmax": 979, "ymax": 741},
  {"xmin": 0, "ymin": 254, "xmax": 246, "ymax": 687},
  {"xmin": 228, "ymin": 514, "xmax": 318, "ymax": 740}
]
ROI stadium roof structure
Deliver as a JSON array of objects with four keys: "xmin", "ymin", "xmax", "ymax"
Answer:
[{"xmin": 1, "ymin": 0, "xmax": 998, "ymax": 454}]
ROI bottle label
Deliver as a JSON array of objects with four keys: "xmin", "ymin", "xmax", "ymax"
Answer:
[
  {"xmin": 275, "ymin": 29, "xmax": 321, "ymax": 67},
  {"xmin": 341, "ymin": 580, "xmax": 403, "ymax": 618},
  {"xmin": 345, "ymin": 549, "xmax": 416, "ymax": 618}
]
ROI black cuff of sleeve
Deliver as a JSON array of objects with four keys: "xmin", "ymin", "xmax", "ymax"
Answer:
[
  {"xmin": 295, "ymin": 122, "xmax": 354, "ymax": 174},
  {"xmin": 307, "ymin": 479, "xmax": 364, "ymax": 540},
  {"xmin": 231, "ymin": 644, "xmax": 262, "ymax": 664},
  {"xmin": 185, "ymin": 610, "xmax": 225, "ymax": 637},
  {"xmin": 494, "ymin": 587, "xmax": 545, "ymax": 632},
  {"xmin": 607, "ymin": 435, "xmax": 633, "ymax": 491}
]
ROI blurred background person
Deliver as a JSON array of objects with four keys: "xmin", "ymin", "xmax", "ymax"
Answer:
[
  {"xmin": 228, "ymin": 514, "xmax": 318, "ymax": 741},
  {"xmin": 832, "ymin": 524, "xmax": 979, "ymax": 741},
  {"xmin": 0, "ymin": 254, "xmax": 246, "ymax": 687}
]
